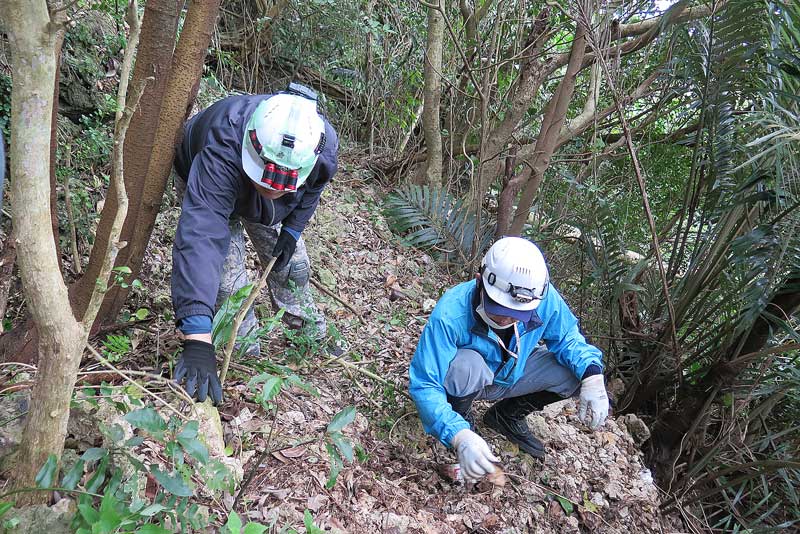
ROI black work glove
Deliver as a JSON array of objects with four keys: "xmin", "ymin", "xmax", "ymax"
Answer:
[
  {"xmin": 174, "ymin": 340, "xmax": 223, "ymax": 405},
  {"xmin": 272, "ymin": 230, "xmax": 298, "ymax": 271}
]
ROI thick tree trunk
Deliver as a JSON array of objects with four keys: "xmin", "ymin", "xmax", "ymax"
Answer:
[
  {"xmin": 71, "ymin": 0, "xmax": 181, "ymax": 325},
  {"xmin": 4, "ymin": 0, "xmax": 88, "ymax": 505},
  {"xmin": 421, "ymin": 0, "xmax": 445, "ymax": 186},
  {"xmin": 119, "ymin": 0, "xmax": 221, "ymax": 304}
]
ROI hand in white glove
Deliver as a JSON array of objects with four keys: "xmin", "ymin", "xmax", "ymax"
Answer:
[
  {"xmin": 451, "ymin": 429, "xmax": 499, "ymax": 481},
  {"xmin": 578, "ymin": 375, "xmax": 609, "ymax": 430}
]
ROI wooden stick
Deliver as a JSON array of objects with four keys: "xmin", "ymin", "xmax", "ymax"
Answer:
[
  {"xmin": 219, "ymin": 257, "xmax": 276, "ymax": 385},
  {"xmin": 311, "ymin": 277, "xmax": 364, "ymax": 322},
  {"xmin": 323, "ymin": 353, "xmax": 411, "ymax": 400}
]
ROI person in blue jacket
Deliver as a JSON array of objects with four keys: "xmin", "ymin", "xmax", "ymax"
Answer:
[
  {"xmin": 172, "ymin": 83, "xmax": 338, "ymax": 405},
  {"xmin": 409, "ymin": 237, "xmax": 609, "ymax": 482}
]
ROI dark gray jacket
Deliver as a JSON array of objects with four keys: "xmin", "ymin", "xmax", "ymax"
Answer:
[{"xmin": 171, "ymin": 94, "xmax": 338, "ymax": 322}]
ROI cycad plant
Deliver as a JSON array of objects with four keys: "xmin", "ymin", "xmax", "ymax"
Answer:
[
  {"xmin": 383, "ymin": 183, "xmax": 493, "ymax": 264},
  {"xmin": 581, "ymin": 0, "xmax": 799, "ymax": 530}
]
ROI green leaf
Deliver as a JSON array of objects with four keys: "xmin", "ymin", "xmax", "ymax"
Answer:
[
  {"xmin": 139, "ymin": 504, "xmax": 167, "ymax": 517},
  {"xmin": 85, "ymin": 456, "xmax": 110, "ymax": 493},
  {"xmin": 113, "ymin": 266, "xmax": 132, "ymax": 274},
  {"xmin": 34, "ymin": 454, "xmax": 58, "ymax": 488},
  {"xmin": 124, "ymin": 407, "xmax": 167, "ymax": 435},
  {"xmin": 325, "ymin": 443, "xmax": 343, "ymax": 489},
  {"xmin": 242, "ymin": 524, "xmax": 268, "ymax": 534},
  {"xmin": 150, "ymin": 466, "xmax": 193, "ymax": 497},
  {"xmin": 223, "ymin": 510, "xmax": 243, "ymax": 533},
  {"xmin": 178, "ymin": 436, "xmax": 210, "ymax": 464},
  {"xmin": 82, "ymin": 448, "xmax": 108, "ymax": 462},
  {"xmin": 62, "ymin": 459, "xmax": 86, "ymax": 490},
  {"xmin": 260, "ymin": 375, "xmax": 283, "ymax": 402},
  {"xmin": 78, "ymin": 503, "xmax": 100, "ymax": 525},
  {"xmin": 582, "ymin": 490, "xmax": 599, "ymax": 513},
  {"xmin": 330, "ymin": 432, "xmax": 354, "ymax": 463},
  {"xmin": 326, "ymin": 406, "xmax": 356, "ymax": 433},
  {"xmin": 555, "ymin": 494, "xmax": 574, "ymax": 515},
  {"xmin": 0, "ymin": 502, "xmax": 14, "ymax": 519},
  {"xmin": 134, "ymin": 307, "xmax": 149, "ymax": 319},
  {"xmin": 125, "ymin": 436, "xmax": 145, "ymax": 447},
  {"xmin": 178, "ymin": 421, "xmax": 199, "ymax": 440},
  {"xmin": 135, "ymin": 526, "xmax": 172, "ymax": 534}
]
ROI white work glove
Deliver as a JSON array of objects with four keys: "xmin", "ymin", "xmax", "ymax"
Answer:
[
  {"xmin": 451, "ymin": 429, "xmax": 499, "ymax": 481},
  {"xmin": 578, "ymin": 375, "xmax": 609, "ymax": 430}
]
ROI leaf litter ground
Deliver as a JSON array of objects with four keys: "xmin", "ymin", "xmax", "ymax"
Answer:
[{"xmin": 86, "ymin": 150, "xmax": 689, "ymax": 533}]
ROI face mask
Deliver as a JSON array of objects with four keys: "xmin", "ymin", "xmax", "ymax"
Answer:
[{"xmin": 476, "ymin": 294, "xmax": 515, "ymax": 330}]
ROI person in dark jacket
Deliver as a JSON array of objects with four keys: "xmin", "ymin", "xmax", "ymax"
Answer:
[
  {"xmin": 409, "ymin": 237, "xmax": 609, "ymax": 482},
  {"xmin": 172, "ymin": 84, "xmax": 338, "ymax": 405}
]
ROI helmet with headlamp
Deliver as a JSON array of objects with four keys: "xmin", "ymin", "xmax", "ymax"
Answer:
[
  {"xmin": 480, "ymin": 237, "xmax": 549, "ymax": 316},
  {"xmin": 241, "ymin": 83, "xmax": 326, "ymax": 192}
]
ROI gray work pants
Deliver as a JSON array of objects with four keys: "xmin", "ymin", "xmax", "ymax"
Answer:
[
  {"xmin": 174, "ymin": 174, "xmax": 326, "ymax": 355},
  {"xmin": 443, "ymin": 347, "xmax": 581, "ymax": 401}
]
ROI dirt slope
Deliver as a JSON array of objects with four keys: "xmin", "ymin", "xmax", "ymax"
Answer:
[{"xmin": 132, "ymin": 150, "xmax": 688, "ymax": 533}]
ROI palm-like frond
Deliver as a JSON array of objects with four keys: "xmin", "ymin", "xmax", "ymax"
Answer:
[{"xmin": 383, "ymin": 184, "xmax": 492, "ymax": 262}]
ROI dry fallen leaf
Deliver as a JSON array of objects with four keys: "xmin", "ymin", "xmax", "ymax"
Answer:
[{"xmin": 486, "ymin": 465, "xmax": 507, "ymax": 486}]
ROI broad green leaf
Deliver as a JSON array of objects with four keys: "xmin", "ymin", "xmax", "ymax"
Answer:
[
  {"xmin": 125, "ymin": 436, "xmax": 145, "ymax": 447},
  {"xmin": 82, "ymin": 448, "xmax": 108, "ymax": 462},
  {"xmin": 86, "ymin": 456, "xmax": 110, "ymax": 493},
  {"xmin": 178, "ymin": 420, "xmax": 199, "ymax": 440},
  {"xmin": 150, "ymin": 466, "xmax": 193, "ymax": 497},
  {"xmin": 62, "ymin": 459, "xmax": 86, "ymax": 490},
  {"xmin": 34, "ymin": 454, "xmax": 58, "ymax": 488},
  {"xmin": 97, "ymin": 493, "xmax": 123, "ymax": 532},
  {"xmin": 124, "ymin": 408, "xmax": 167, "ymax": 435},
  {"xmin": 134, "ymin": 307, "xmax": 149, "ymax": 320},
  {"xmin": 330, "ymin": 432, "xmax": 354, "ymax": 463},
  {"xmin": 325, "ymin": 443, "xmax": 343, "ymax": 489},
  {"xmin": 555, "ymin": 494, "xmax": 574, "ymax": 515},
  {"xmin": 178, "ymin": 436, "xmax": 210, "ymax": 464},
  {"xmin": 139, "ymin": 504, "xmax": 167, "ymax": 517},
  {"xmin": 326, "ymin": 406, "xmax": 356, "ymax": 433},
  {"xmin": 261, "ymin": 376, "xmax": 283, "ymax": 402},
  {"xmin": 242, "ymin": 524, "xmax": 268, "ymax": 534},
  {"xmin": 223, "ymin": 510, "xmax": 243, "ymax": 533},
  {"xmin": 78, "ymin": 503, "xmax": 100, "ymax": 525},
  {"xmin": 135, "ymin": 526, "xmax": 172, "ymax": 534}
]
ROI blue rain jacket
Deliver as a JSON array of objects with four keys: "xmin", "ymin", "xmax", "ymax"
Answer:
[
  {"xmin": 409, "ymin": 280, "xmax": 603, "ymax": 447},
  {"xmin": 171, "ymin": 94, "xmax": 338, "ymax": 323}
]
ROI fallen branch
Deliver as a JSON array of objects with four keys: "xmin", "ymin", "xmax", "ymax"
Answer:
[
  {"xmin": 323, "ymin": 353, "xmax": 411, "ymax": 400},
  {"xmin": 87, "ymin": 343, "xmax": 189, "ymax": 420},
  {"xmin": 311, "ymin": 277, "xmax": 364, "ymax": 322}
]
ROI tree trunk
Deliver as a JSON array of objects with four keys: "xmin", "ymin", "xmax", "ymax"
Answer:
[
  {"xmin": 421, "ymin": 0, "xmax": 445, "ymax": 185},
  {"xmin": 118, "ymin": 0, "xmax": 221, "ymax": 307},
  {"xmin": 4, "ymin": 0, "xmax": 88, "ymax": 505},
  {"xmin": 495, "ymin": 19, "xmax": 587, "ymax": 237},
  {"xmin": 71, "ymin": 0, "xmax": 181, "ymax": 326}
]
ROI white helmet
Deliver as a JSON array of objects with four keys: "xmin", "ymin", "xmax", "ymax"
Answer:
[
  {"xmin": 481, "ymin": 237, "xmax": 550, "ymax": 314},
  {"xmin": 241, "ymin": 87, "xmax": 326, "ymax": 192}
]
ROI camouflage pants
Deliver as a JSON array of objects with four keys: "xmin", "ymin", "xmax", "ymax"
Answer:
[{"xmin": 174, "ymin": 172, "xmax": 326, "ymax": 356}]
